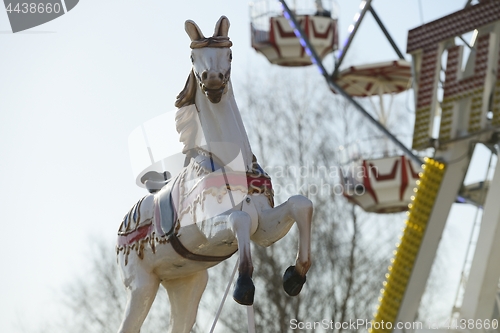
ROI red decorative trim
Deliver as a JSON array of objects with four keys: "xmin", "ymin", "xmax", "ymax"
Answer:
[
  {"xmin": 369, "ymin": 160, "xmax": 399, "ymax": 181},
  {"xmin": 117, "ymin": 223, "xmax": 153, "ymax": 246},
  {"xmin": 181, "ymin": 172, "xmax": 272, "ymax": 205},
  {"xmin": 408, "ymin": 160, "xmax": 421, "ymax": 179},
  {"xmin": 400, "ymin": 156, "xmax": 409, "ymax": 201},
  {"xmin": 311, "ymin": 20, "xmax": 333, "ymax": 39},
  {"xmin": 274, "ymin": 17, "xmax": 307, "ymax": 58},
  {"xmin": 247, "ymin": 175, "xmax": 273, "ymax": 191},
  {"xmin": 301, "ymin": 16, "xmax": 309, "ymax": 58},
  {"xmin": 275, "ymin": 18, "xmax": 303, "ymax": 38},
  {"xmin": 267, "ymin": 19, "xmax": 282, "ymax": 58},
  {"xmin": 362, "ymin": 160, "xmax": 378, "ymax": 204},
  {"xmin": 312, "ymin": 19, "xmax": 337, "ymax": 58},
  {"xmin": 268, "ymin": 18, "xmax": 276, "ymax": 44}
]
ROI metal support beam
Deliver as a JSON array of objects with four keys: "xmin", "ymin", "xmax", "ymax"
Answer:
[
  {"xmin": 460, "ymin": 158, "xmax": 500, "ymax": 321},
  {"xmin": 278, "ymin": 0, "xmax": 424, "ymax": 166},
  {"xmin": 368, "ymin": 6, "xmax": 405, "ymax": 60},
  {"xmin": 333, "ymin": 0, "xmax": 373, "ymax": 77},
  {"xmin": 394, "ymin": 139, "xmax": 474, "ymax": 331}
]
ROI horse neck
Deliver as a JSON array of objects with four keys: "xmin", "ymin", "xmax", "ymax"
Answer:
[{"xmin": 195, "ymin": 82, "xmax": 253, "ymax": 171}]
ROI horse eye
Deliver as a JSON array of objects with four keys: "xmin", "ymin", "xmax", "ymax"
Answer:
[
  {"xmin": 229, "ymin": 52, "xmax": 232, "ymax": 61},
  {"xmin": 190, "ymin": 55, "xmax": 194, "ymax": 63}
]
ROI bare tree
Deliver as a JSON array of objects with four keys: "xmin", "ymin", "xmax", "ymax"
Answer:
[{"xmin": 38, "ymin": 239, "xmax": 171, "ymax": 333}]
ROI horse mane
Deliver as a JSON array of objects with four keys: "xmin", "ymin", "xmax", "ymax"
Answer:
[
  {"xmin": 175, "ymin": 70, "xmax": 197, "ymax": 108},
  {"xmin": 175, "ymin": 102, "xmax": 201, "ymax": 154}
]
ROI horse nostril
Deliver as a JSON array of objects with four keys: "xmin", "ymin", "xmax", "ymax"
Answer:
[
  {"xmin": 218, "ymin": 73, "xmax": 224, "ymax": 80},
  {"xmin": 201, "ymin": 71, "xmax": 208, "ymax": 80}
]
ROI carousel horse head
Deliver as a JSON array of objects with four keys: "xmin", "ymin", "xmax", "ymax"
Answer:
[{"xmin": 176, "ymin": 16, "xmax": 233, "ymax": 106}]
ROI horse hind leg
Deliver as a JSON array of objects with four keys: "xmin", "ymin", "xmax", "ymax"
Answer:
[
  {"xmin": 252, "ymin": 195, "xmax": 313, "ymax": 296},
  {"xmin": 162, "ymin": 270, "xmax": 208, "ymax": 333},
  {"xmin": 117, "ymin": 266, "xmax": 160, "ymax": 333}
]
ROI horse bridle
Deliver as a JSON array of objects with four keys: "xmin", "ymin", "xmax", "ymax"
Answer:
[{"xmin": 193, "ymin": 68, "xmax": 231, "ymax": 93}]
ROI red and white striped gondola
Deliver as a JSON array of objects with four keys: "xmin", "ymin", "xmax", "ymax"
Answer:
[
  {"xmin": 336, "ymin": 60, "xmax": 422, "ymax": 213},
  {"xmin": 342, "ymin": 151, "xmax": 422, "ymax": 213},
  {"xmin": 250, "ymin": 0, "xmax": 338, "ymax": 66}
]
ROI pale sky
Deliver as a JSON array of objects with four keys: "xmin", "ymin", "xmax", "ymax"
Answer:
[{"xmin": 0, "ymin": 1, "xmax": 483, "ymax": 332}]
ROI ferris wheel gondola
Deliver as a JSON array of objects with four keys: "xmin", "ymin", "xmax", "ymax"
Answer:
[
  {"xmin": 250, "ymin": 0, "xmax": 338, "ymax": 66},
  {"xmin": 335, "ymin": 60, "xmax": 422, "ymax": 213}
]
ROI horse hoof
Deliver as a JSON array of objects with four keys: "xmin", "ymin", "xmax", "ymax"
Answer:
[
  {"xmin": 233, "ymin": 275, "xmax": 255, "ymax": 306},
  {"xmin": 283, "ymin": 266, "xmax": 306, "ymax": 296}
]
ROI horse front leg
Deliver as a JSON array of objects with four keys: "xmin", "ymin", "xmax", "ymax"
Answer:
[
  {"xmin": 252, "ymin": 195, "xmax": 313, "ymax": 296},
  {"xmin": 227, "ymin": 210, "xmax": 255, "ymax": 306}
]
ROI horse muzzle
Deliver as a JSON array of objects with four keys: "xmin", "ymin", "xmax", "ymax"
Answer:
[
  {"xmin": 201, "ymin": 83, "xmax": 227, "ymax": 103},
  {"xmin": 196, "ymin": 69, "xmax": 230, "ymax": 104}
]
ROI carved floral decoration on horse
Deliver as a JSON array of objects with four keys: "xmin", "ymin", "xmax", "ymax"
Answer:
[{"xmin": 116, "ymin": 16, "xmax": 313, "ymax": 333}]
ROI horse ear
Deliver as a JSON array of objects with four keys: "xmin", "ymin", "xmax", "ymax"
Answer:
[
  {"xmin": 213, "ymin": 16, "xmax": 230, "ymax": 37},
  {"xmin": 185, "ymin": 20, "xmax": 205, "ymax": 41}
]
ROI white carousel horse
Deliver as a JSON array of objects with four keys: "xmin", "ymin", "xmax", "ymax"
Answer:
[{"xmin": 116, "ymin": 16, "xmax": 313, "ymax": 333}]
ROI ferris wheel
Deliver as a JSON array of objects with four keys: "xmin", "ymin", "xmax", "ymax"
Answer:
[{"xmin": 250, "ymin": 0, "xmax": 500, "ymax": 332}]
